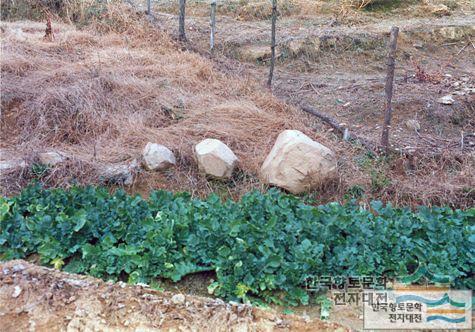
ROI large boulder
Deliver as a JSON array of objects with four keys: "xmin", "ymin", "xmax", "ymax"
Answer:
[
  {"xmin": 195, "ymin": 139, "xmax": 238, "ymax": 179},
  {"xmin": 260, "ymin": 130, "xmax": 337, "ymax": 194},
  {"xmin": 142, "ymin": 143, "xmax": 176, "ymax": 171}
]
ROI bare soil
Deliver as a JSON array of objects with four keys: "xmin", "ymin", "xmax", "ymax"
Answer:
[{"xmin": 0, "ymin": 260, "xmax": 346, "ymax": 331}]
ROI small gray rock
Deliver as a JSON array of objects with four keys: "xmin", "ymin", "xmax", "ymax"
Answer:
[
  {"xmin": 12, "ymin": 264, "xmax": 25, "ymax": 272},
  {"xmin": 437, "ymin": 95, "xmax": 454, "ymax": 105},
  {"xmin": 142, "ymin": 143, "xmax": 176, "ymax": 171},
  {"xmin": 99, "ymin": 160, "xmax": 139, "ymax": 185},
  {"xmin": 171, "ymin": 294, "xmax": 186, "ymax": 305}
]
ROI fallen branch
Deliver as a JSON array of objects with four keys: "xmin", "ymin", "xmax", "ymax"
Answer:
[
  {"xmin": 456, "ymin": 43, "xmax": 469, "ymax": 56},
  {"xmin": 301, "ymin": 105, "xmax": 377, "ymax": 152}
]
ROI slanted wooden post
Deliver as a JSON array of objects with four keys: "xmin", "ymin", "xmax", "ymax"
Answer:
[
  {"xmin": 380, "ymin": 26, "xmax": 399, "ymax": 153},
  {"xmin": 210, "ymin": 0, "xmax": 217, "ymax": 52},
  {"xmin": 44, "ymin": 15, "xmax": 54, "ymax": 41},
  {"xmin": 267, "ymin": 0, "xmax": 277, "ymax": 88},
  {"xmin": 178, "ymin": 0, "xmax": 187, "ymax": 41},
  {"xmin": 147, "ymin": 0, "xmax": 151, "ymax": 14}
]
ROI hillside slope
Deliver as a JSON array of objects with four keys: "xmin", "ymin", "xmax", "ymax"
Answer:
[{"xmin": 1, "ymin": 3, "xmax": 473, "ymax": 207}]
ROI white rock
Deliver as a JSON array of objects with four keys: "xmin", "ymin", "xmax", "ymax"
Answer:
[
  {"xmin": 437, "ymin": 95, "xmax": 455, "ymax": 105},
  {"xmin": 12, "ymin": 264, "xmax": 25, "ymax": 272},
  {"xmin": 142, "ymin": 143, "xmax": 176, "ymax": 171},
  {"xmin": 38, "ymin": 151, "xmax": 65, "ymax": 166},
  {"xmin": 260, "ymin": 130, "xmax": 337, "ymax": 194},
  {"xmin": 195, "ymin": 139, "xmax": 238, "ymax": 179},
  {"xmin": 64, "ymin": 278, "xmax": 91, "ymax": 288},
  {"xmin": 12, "ymin": 286, "xmax": 22, "ymax": 298},
  {"xmin": 171, "ymin": 294, "xmax": 186, "ymax": 305}
]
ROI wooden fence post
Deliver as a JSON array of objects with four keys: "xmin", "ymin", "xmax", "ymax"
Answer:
[
  {"xmin": 267, "ymin": 0, "xmax": 277, "ymax": 88},
  {"xmin": 210, "ymin": 0, "xmax": 216, "ymax": 52},
  {"xmin": 380, "ymin": 26, "xmax": 399, "ymax": 153},
  {"xmin": 178, "ymin": 0, "xmax": 187, "ymax": 41}
]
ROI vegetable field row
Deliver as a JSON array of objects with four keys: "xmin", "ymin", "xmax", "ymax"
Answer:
[{"xmin": 1, "ymin": 186, "xmax": 473, "ymax": 305}]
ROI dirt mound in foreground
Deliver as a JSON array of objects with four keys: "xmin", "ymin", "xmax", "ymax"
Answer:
[{"xmin": 0, "ymin": 260, "xmax": 344, "ymax": 331}]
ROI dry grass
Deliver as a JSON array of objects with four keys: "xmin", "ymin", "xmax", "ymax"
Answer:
[
  {"xmin": 1, "ymin": 0, "xmax": 121, "ymax": 24},
  {"xmin": 145, "ymin": 0, "xmax": 472, "ymax": 25},
  {"xmin": 344, "ymin": 0, "xmax": 375, "ymax": 9},
  {"xmin": 0, "ymin": 7, "xmax": 318, "ymax": 197}
]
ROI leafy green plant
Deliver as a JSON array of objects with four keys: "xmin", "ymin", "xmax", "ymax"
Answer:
[
  {"xmin": 1, "ymin": 185, "xmax": 473, "ymax": 306},
  {"xmin": 315, "ymin": 295, "xmax": 333, "ymax": 320},
  {"xmin": 345, "ymin": 184, "xmax": 365, "ymax": 199},
  {"xmin": 30, "ymin": 163, "xmax": 49, "ymax": 178},
  {"xmin": 370, "ymin": 169, "xmax": 391, "ymax": 192}
]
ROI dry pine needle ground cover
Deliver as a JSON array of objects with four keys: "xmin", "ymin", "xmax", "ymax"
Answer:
[{"xmin": 0, "ymin": 13, "xmax": 311, "ymax": 193}]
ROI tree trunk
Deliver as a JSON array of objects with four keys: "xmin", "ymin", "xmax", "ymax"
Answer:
[
  {"xmin": 380, "ymin": 26, "xmax": 399, "ymax": 153},
  {"xmin": 267, "ymin": 0, "xmax": 277, "ymax": 88},
  {"xmin": 147, "ymin": 0, "xmax": 151, "ymax": 14},
  {"xmin": 210, "ymin": 0, "xmax": 216, "ymax": 52},
  {"xmin": 178, "ymin": 0, "xmax": 187, "ymax": 42}
]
